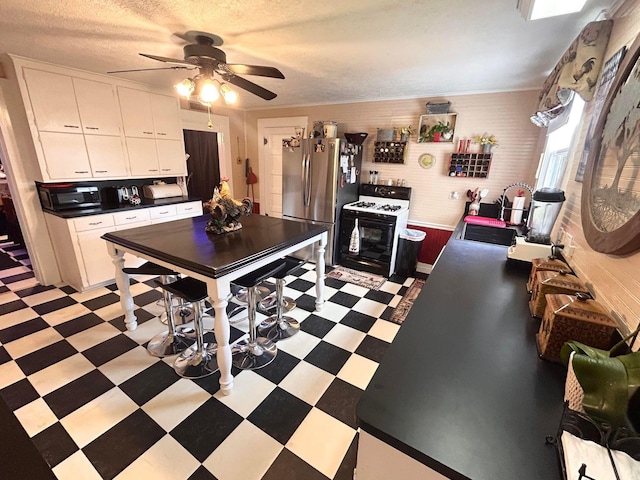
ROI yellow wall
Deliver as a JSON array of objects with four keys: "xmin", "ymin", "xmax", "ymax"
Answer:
[{"xmin": 558, "ymin": 0, "xmax": 640, "ymax": 343}]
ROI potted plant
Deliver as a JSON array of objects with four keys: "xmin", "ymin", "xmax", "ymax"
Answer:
[
  {"xmin": 399, "ymin": 125, "xmax": 415, "ymax": 142},
  {"xmin": 474, "ymin": 132, "xmax": 499, "ymax": 153},
  {"xmin": 429, "ymin": 121, "xmax": 451, "ymax": 142}
]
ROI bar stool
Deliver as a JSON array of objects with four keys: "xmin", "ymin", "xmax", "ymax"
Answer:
[
  {"xmin": 155, "ymin": 276, "xmax": 218, "ymax": 378},
  {"xmin": 258, "ymin": 257, "xmax": 305, "ymax": 341},
  {"xmin": 231, "ymin": 260, "xmax": 287, "ymax": 370},
  {"xmin": 122, "ymin": 262, "xmax": 195, "ymax": 357}
]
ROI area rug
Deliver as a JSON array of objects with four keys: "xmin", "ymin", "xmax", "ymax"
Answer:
[
  {"xmin": 389, "ymin": 278, "xmax": 426, "ymax": 325},
  {"xmin": 326, "ymin": 266, "xmax": 386, "ymax": 290}
]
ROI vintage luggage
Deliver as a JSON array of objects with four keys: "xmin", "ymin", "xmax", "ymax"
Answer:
[
  {"xmin": 529, "ymin": 270, "xmax": 588, "ymax": 318},
  {"xmin": 536, "ymin": 293, "xmax": 618, "ymax": 363},
  {"xmin": 527, "ymin": 257, "xmax": 571, "ymax": 293}
]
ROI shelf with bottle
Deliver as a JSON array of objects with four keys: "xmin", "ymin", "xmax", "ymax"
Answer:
[
  {"xmin": 448, "ymin": 153, "xmax": 492, "ymax": 178},
  {"xmin": 373, "ymin": 141, "xmax": 407, "ymax": 164},
  {"xmin": 418, "ymin": 113, "xmax": 457, "ymax": 143}
]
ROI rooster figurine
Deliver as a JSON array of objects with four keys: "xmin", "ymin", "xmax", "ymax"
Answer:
[{"xmin": 204, "ymin": 178, "xmax": 253, "ymax": 234}]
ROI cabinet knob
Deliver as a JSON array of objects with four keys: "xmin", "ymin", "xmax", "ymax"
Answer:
[
  {"xmin": 143, "ymin": 131, "xmax": 153, "ymax": 135},
  {"xmin": 95, "ymin": 170, "xmax": 107, "ymax": 173},
  {"xmin": 85, "ymin": 127, "xmax": 99, "ymax": 130},
  {"xmin": 89, "ymin": 222, "xmax": 102, "ymax": 226},
  {"xmin": 64, "ymin": 125, "xmax": 80, "ymax": 129},
  {"xmin": 148, "ymin": 169, "xmax": 158, "ymax": 172},
  {"xmin": 157, "ymin": 132, "xmax": 167, "ymax": 136},
  {"xmin": 161, "ymin": 169, "xmax": 171, "ymax": 171},
  {"xmin": 75, "ymin": 171, "xmax": 89, "ymax": 174}
]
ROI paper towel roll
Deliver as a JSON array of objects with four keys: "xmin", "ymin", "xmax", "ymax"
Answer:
[{"xmin": 510, "ymin": 196, "xmax": 525, "ymax": 224}]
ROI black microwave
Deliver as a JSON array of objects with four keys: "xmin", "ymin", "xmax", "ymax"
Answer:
[{"xmin": 36, "ymin": 182, "xmax": 101, "ymax": 211}]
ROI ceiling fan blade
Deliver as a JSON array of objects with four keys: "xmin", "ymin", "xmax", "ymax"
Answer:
[
  {"xmin": 226, "ymin": 64, "xmax": 285, "ymax": 79},
  {"xmin": 225, "ymin": 75, "xmax": 277, "ymax": 101},
  {"xmin": 139, "ymin": 53, "xmax": 193, "ymax": 67},
  {"xmin": 107, "ymin": 66, "xmax": 194, "ymax": 74}
]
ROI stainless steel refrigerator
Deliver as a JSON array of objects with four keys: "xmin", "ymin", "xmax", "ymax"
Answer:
[{"xmin": 282, "ymin": 138, "xmax": 362, "ymax": 265}]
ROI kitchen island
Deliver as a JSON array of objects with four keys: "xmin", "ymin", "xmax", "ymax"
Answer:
[
  {"xmin": 356, "ymin": 238, "xmax": 566, "ymax": 479},
  {"xmin": 103, "ymin": 214, "xmax": 328, "ymax": 395}
]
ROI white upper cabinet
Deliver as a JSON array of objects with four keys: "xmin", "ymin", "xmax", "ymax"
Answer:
[
  {"xmin": 16, "ymin": 58, "xmax": 186, "ymax": 181},
  {"xmin": 117, "ymin": 87, "xmax": 156, "ymax": 138},
  {"xmin": 73, "ymin": 78, "xmax": 122, "ymax": 136},
  {"xmin": 23, "ymin": 69, "xmax": 82, "ymax": 133},
  {"xmin": 157, "ymin": 139, "xmax": 187, "ymax": 175},
  {"xmin": 150, "ymin": 93, "xmax": 183, "ymax": 140}
]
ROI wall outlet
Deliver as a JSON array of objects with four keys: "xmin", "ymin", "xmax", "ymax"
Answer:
[
  {"xmin": 449, "ymin": 191, "xmax": 460, "ymax": 200},
  {"xmin": 565, "ymin": 232, "xmax": 573, "ymax": 248}
]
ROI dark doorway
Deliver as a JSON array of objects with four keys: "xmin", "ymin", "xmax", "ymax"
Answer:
[{"xmin": 183, "ymin": 130, "xmax": 220, "ymax": 202}]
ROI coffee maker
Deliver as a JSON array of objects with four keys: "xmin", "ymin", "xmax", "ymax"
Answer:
[{"xmin": 507, "ymin": 188, "xmax": 566, "ymax": 262}]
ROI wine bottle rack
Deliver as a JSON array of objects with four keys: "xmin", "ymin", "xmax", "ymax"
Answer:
[
  {"xmin": 373, "ymin": 141, "xmax": 407, "ymax": 164},
  {"xmin": 448, "ymin": 153, "xmax": 492, "ymax": 178}
]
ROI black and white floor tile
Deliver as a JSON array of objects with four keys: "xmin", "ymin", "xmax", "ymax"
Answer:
[{"xmin": 0, "ymin": 241, "xmax": 422, "ymax": 479}]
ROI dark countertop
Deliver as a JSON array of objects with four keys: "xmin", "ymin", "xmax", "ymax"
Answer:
[
  {"xmin": 356, "ymin": 238, "xmax": 566, "ymax": 480},
  {"xmin": 102, "ymin": 214, "xmax": 328, "ymax": 279},
  {"xmin": 43, "ymin": 196, "xmax": 202, "ymax": 218}
]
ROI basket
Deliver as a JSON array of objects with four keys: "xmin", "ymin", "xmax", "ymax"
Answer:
[{"xmin": 426, "ymin": 101, "xmax": 451, "ymax": 114}]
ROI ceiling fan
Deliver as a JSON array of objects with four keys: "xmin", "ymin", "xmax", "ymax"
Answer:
[{"xmin": 108, "ymin": 31, "xmax": 285, "ymax": 102}]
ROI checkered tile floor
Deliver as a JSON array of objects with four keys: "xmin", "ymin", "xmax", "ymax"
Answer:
[{"xmin": 0, "ymin": 240, "xmax": 423, "ymax": 479}]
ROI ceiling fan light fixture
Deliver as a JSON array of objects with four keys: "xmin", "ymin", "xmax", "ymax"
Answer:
[
  {"xmin": 175, "ymin": 78, "xmax": 195, "ymax": 98},
  {"xmin": 220, "ymin": 83, "xmax": 238, "ymax": 104},
  {"xmin": 198, "ymin": 78, "xmax": 220, "ymax": 105}
]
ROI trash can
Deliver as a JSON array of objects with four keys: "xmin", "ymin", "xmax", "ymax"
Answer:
[{"xmin": 395, "ymin": 229, "xmax": 426, "ymax": 277}]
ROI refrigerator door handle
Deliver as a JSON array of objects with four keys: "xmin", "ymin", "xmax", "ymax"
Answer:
[{"xmin": 304, "ymin": 153, "xmax": 312, "ymax": 206}]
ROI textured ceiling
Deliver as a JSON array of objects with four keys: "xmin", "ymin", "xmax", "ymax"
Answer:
[{"xmin": 0, "ymin": 0, "xmax": 617, "ymax": 109}]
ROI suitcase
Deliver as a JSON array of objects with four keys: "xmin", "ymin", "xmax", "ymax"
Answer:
[
  {"xmin": 529, "ymin": 270, "xmax": 588, "ymax": 318},
  {"xmin": 536, "ymin": 293, "xmax": 618, "ymax": 363}
]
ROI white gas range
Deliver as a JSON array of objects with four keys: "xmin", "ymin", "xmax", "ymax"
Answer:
[{"xmin": 339, "ymin": 184, "xmax": 411, "ymax": 277}]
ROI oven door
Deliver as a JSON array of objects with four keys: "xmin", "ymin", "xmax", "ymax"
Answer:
[{"xmin": 339, "ymin": 209, "xmax": 396, "ymax": 276}]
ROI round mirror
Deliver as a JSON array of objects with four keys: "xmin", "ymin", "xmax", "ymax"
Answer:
[{"xmin": 582, "ymin": 34, "xmax": 640, "ymax": 255}]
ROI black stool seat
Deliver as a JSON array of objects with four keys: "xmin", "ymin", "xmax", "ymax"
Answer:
[
  {"xmin": 123, "ymin": 261, "xmax": 177, "ymax": 277},
  {"xmin": 154, "ymin": 277, "xmax": 208, "ymax": 303},
  {"xmin": 273, "ymin": 256, "xmax": 304, "ymax": 279},
  {"xmin": 233, "ymin": 260, "xmax": 287, "ymax": 288}
]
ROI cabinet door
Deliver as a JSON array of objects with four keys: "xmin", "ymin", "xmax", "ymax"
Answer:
[
  {"xmin": 38, "ymin": 132, "xmax": 92, "ymax": 179},
  {"xmin": 73, "ymin": 78, "xmax": 122, "ymax": 136},
  {"xmin": 23, "ymin": 68, "xmax": 82, "ymax": 133},
  {"xmin": 125, "ymin": 137, "xmax": 160, "ymax": 176},
  {"xmin": 84, "ymin": 135, "xmax": 128, "ymax": 177},
  {"xmin": 156, "ymin": 139, "xmax": 187, "ymax": 176},
  {"xmin": 77, "ymin": 226, "xmax": 118, "ymax": 287},
  {"xmin": 150, "ymin": 94, "xmax": 183, "ymax": 140},
  {"xmin": 117, "ymin": 87, "xmax": 155, "ymax": 138}
]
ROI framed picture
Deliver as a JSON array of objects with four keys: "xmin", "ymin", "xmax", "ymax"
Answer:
[
  {"xmin": 581, "ymin": 35, "xmax": 640, "ymax": 255},
  {"xmin": 575, "ymin": 46, "xmax": 626, "ymax": 182}
]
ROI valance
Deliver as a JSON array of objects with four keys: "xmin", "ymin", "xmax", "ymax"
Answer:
[{"xmin": 531, "ymin": 19, "xmax": 613, "ymax": 127}]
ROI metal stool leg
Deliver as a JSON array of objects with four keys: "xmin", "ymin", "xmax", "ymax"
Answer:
[
  {"xmin": 258, "ymin": 278, "xmax": 300, "ymax": 341},
  {"xmin": 231, "ymin": 285, "xmax": 277, "ymax": 370},
  {"xmin": 147, "ymin": 275, "xmax": 196, "ymax": 357},
  {"xmin": 174, "ymin": 300, "xmax": 219, "ymax": 378}
]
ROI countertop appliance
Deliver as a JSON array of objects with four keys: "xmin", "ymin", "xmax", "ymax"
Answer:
[
  {"xmin": 143, "ymin": 184, "xmax": 184, "ymax": 200},
  {"xmin": 36, "ymin": 182, "xmax": 101, "ymax": 211},
  {"xmin": 282, "ymin": 138, "xmax": 362, "ymax": 264},
  {"xmin": 507, "ymin": 188, "xmax": 566, "ymax": 263},
  {"xmin": 339, "ymin": 184, "xmax": 411, "ymax": 276}
]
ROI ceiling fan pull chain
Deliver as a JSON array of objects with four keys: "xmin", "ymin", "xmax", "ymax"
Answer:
[{"xmin": 207, "ymin": 105, "xmax": 213, "ymax": 129}]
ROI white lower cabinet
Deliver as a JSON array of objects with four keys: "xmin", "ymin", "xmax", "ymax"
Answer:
[{"xmin": 44, "ymin": 201, "xmax": 202, "ymax": 291}]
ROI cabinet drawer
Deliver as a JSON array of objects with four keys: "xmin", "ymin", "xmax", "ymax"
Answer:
[
  {"xmin": 176, "ymin": 201, "xmax": 202, "ymax": 217},
  {"xmin": 113, "ymin": 210, "xmax": 151, "ymax": 226},
  {"xmin": 149, "ymin": 205, "xmax": 177, "ymax": 221},
  {"xmin": 73, "ymin": 214, "xmax": 115, "ymax": 232}
]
